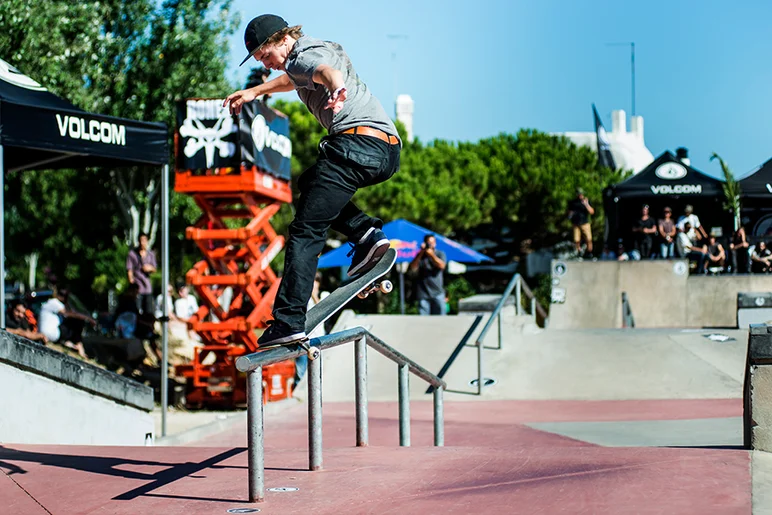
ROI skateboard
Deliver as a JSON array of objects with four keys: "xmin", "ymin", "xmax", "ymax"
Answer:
[{"xmin": 260, "ymin": 248, "xmax": 397, "ymax": 360}]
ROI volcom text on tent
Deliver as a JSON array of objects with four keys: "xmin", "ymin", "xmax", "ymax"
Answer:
[
  {"xmin": 56, "ymin": 114, "xmax": 126, "ymax": 146},
  {"xmin": 650, "ymin": 184, "xmax": 703, "ymax": 195}
]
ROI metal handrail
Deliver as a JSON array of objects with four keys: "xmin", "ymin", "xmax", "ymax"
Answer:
[
  {"xmin": 471, "ymin": 272, "xmax": 546, "ymax": 395},
  {"xmin": 236, "ymin": 326, "xmax": 446, "ymax": 503}
]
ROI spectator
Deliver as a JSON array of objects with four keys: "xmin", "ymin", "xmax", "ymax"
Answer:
[
  {"xmin": 632, "ymin": 204, "xmax": 657, "ymax": 259},
  {"xmin": 174, "ymin": 284, "xmax": 199, "ymax": 321},
  {"xmin": 38, "ymin": 288, "xmax": 94, "ymax": 358},
  {"xmin": 658, "ymin": 206, "xmax": 677, "ymax": 259},
  {"xmin": 730, "ymin": 225, "xmax": 750, "ymax": 274},
  {"xmin": 155, "ymin": 283, "xmax": 178, "ymax": 321},
  {"xmin": 676, "ymin": 222, "xmax": 707, "ymax": 273},
  {"xmin": 567, "ymin": 188, "xmax": 595, "ymax": 258},
  {"xmin": 705, "ymin": 236, "xmax": 726, "ymax": 272},
  {"xmin": 409, "ymin": 234, "xmax": 447, "ymax": 315},
  {"xmin": 126, "ymin": 232, "xmax": 157, "ymax": 315},
  {"xmin": 5, "ymin": 300, "xmax": 48, "ymax": 344},
  {"xmin": 115, "ymin": 283, "xmax": 162, "ymax": 361},
  {"xmin": 616, "ymin": 240, "xmax": 640, "ymax": 261},
  {"xmin": 751, "ymin": 241, "xmax": 772, "ymax": 273},
  {"xmin": 600, "ymin": 244, "xmax": 616, "ymax": 261},
  {"xmin": 676, "ymin": 205, "xmax": 708, "ymax": 242}
]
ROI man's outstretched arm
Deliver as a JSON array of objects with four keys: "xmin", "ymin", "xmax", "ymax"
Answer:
[{"xmin": 224, "ymin": 74, "xmax": 295, "ymax": 115}]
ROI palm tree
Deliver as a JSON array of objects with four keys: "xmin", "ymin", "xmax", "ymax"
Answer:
[{"xmin": 711, "ymin": 152, "xmax": 741, "ymax": 230}]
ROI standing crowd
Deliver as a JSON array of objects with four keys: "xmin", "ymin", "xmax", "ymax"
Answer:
[{"xmin": 569, "ymin": 189, "xmax": 769, "ymax": 275}]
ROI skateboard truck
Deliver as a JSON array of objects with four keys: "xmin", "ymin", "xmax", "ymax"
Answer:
[
  {"xmin": 297, "ymin": 339, "xmax": 321, "ymax": 360},
  {"xmin": 356, "ymin": 279, "xmax": 393, "ymax": 299}
]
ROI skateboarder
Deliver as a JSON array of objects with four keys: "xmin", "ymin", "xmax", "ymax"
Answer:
[{"xmin": 224, "ymin": 14, "xmax": 401, "ymax": 346}]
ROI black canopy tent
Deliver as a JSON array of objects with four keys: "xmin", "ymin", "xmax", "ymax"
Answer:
[
  {"xmin": 738, "ymin": 157, "xmax": 772, "ymax": 237},
  {"xmin": 603, "ymin": 151, "xmax": 731, "ymax": 248},
  {"xmin": 0, "ymin": 59, "xmax": 174, "ymax": 430}
]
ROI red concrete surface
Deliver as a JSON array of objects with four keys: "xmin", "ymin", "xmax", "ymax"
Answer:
[
  {"xmin": 200, "ymin": 398, "xmax": 743, "ymax": 448},
  {"xmin": 0, "ymin": 443, "xmax": 750, "ymax": 514},
  {"xmin": 0, "ymin": 399, "xmax": 750, "ymax": 514}
]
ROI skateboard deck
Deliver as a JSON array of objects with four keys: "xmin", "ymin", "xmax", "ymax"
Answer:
[{"xmin": 260, "ymin": 248, "xmax": 397, "ymax": 360}]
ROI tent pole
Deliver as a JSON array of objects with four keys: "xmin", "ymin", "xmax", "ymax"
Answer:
[
  {"xmin": 399, "ymin": 269, "xmax": 405, "ymax": 315},
  {"xmin": 0, "ymin": 144, "xmax": 4, "ymax": 328},
  {"xmin": 161, "ymin": 164, "xmax": 170, "ymax": 437}
]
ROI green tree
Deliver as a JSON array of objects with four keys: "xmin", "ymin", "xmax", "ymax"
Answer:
[
  {"xmin": 0, "ymin": 0, "xmax": 240, "ymax": 304},
  {"xmin": 711, "ymin": 152, "xmax": 741, "ymax": 231},
  {"xmin": 349, "ymin": 134, "xmax": 496, "ymax": 234},
  {"xmin": 475, "ymin": 130, "xmax": 626, "ymax": 248}
]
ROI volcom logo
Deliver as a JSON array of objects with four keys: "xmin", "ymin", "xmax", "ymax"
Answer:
[
  {"xmin": 251, "ymin": 114, "xmax": 292, "ymax": 158},
  {"xmin": 179, "ymin": 99, "xmax": 236, "ymax": 168},
  {"xmin": 0, "ymin": 57, "xmax": 46, "ymax": 91},
  {"xmin": 655, "ymin": 162, "xmax": 687, "ymax": 180},
  {"xmin": 650, "ymin": 184, "xmax": 702, "ymax": 195},
  {"xmin": 56, "ymin": 114, "xmax": 126, "ymax": 145}
]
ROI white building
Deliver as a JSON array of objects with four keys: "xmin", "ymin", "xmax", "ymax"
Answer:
[
  {"xmin": 557, "ymin": 109, "xmax": 654, "ymax": 174},
  {"xmin": 395, "ymin": 94, "xmax": 414, "ymax": 142}
]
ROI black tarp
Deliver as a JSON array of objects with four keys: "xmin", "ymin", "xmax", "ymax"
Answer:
[
  {"xmin": 739, "ymin": 157, "xmax": 772, "ymax": 199},
  {"xmin": 604, "ymin": 151, "xmax": 731, "ymax": 246},
  {"xmin": 0, "ymin": 58, "xmax": 168, "ymax": 171},
  {"xmin": 736, "ymin": 157, "xmax": 772, "ymax": 238}
]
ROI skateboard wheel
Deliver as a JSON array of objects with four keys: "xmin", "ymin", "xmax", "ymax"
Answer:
[
  {"xmin": 357, "ymin": 291, "xmax": 369, "ymax": 299},
  {"xmin": 308, "ymin": 348, "xmax": 321, "ymax": 360},
  {"xmin": 379, "ymin": 280, "xmax": 393, "ymax": 294}
]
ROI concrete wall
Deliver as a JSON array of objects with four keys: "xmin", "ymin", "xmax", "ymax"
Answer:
[
  {"xmin": 0, "ymin": 331, "xmax": 154, "ymax": 445},
  {"xmin": 550, "ymin": 259, "xmax": 772, "ymax": 329}
]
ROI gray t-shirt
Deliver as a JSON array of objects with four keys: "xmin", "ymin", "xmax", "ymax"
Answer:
[
  {"xmin": 416, "ymin": 250, "xmax": 446, "ymax": 300},
  {"xmin": 285, "ymin": 36, "xmax": 398, "ymax": 138}
]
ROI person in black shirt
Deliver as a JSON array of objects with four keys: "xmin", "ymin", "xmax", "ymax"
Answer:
[
  {"xmin": 5, "ymin": 300, "xmax": 48, "ymax": 344},
  {"xmin": 632, "ymin": 205, "xmax": 658, "ymax": 259},
  {"xmin": 567, "ymin": 188, "xmax": 595, "ymax": 258},
  {"xmin": 705, "ymin": 235, "xmax": 726, "ymax": 271}
]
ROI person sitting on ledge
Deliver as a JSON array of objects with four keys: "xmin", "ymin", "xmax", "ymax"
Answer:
[
  {"xmin": 705, "ymin": 235, "xmax": 726, "ymax": 273},
  {"xmin": 751, "ymin": 241, "xmax": 772, "ymax": 273},
  {"xmin": 676, "ymin": 222, "xmax": 707, "ymax": 274}
]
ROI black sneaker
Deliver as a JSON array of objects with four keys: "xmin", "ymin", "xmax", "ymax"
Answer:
[
  {"xmin": 258, "ymin": 319, "xmax": 306, "ymax": 347},
  {"xmin": 347, "ymin": 228, "xmax": 390, "ymax": 277}
]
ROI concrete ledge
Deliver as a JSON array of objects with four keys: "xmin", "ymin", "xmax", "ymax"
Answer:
[
  {"xmin": 0, "ymin": 330, "xmax": 153, "ymax": 412},
  {"xmin": 745, "ymin": 325, "xmax": 772, "ymax": 451},
  {"xmin": 459, "ymin": 294, "xmax": 514, "ymax": 313}
]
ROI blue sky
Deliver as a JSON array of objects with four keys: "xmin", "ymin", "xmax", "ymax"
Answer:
[{"xmin": 225, "ymin": 0, "xmax": 771, "ymax": 179}]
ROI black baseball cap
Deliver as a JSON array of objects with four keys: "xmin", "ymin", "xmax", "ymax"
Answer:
[{"xmin": 239, "ymin": 14, "xmax": 289, "ymax": 66}]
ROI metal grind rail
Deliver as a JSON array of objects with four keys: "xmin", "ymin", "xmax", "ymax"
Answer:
[
  {"xmin": 471, "ymin": 272, "xmax": 547, "ymax": 395},
  {"xmin": 235, "ymin": 326, "xmax": 447, "ymax": 503}
]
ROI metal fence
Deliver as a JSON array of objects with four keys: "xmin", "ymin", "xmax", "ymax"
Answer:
[{"xmin": 235, "ymin": 326, "xmax": 447, "ymax": 502}]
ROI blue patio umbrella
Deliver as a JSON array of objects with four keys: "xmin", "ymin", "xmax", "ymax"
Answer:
[{"xmin": 318, "ymin": 219, "xmax": 493, "ymax": 313}]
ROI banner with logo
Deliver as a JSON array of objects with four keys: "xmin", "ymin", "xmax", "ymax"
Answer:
[
  {"xmin": 607, "ymin": 151, "xmax": 723, "ymax": 199},
  {"xmin": 176, "ymin": 98, "xmax": 239, "ymax": 170},
  {"xmin": 592, "ymin": 104, "xmax": 617, "ymax": 170},
  {"xmin": 0, "ymin": 57, "xmax": 168, "ymax": 170},
  {"xmin": 175, "ymin": 98, "xmax": 291, "ymax": 181},
  {"xmin": 239, "ymin": 102, "xmax": 291, "ymax": 181}
]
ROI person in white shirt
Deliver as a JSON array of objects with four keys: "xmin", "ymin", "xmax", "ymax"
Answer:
[
  {"xmin": 676, "ymin": 205, "xmax": 708, "ymax": 241},
  {"xmin": 174, "ymin": 285, "xmax": 199, "ymax": 321},
  {"xmin": 155, "ymin": 283, "xmax": 177, "ymax": 321},
  {"xmin": 38, "ymin": 288, "xmax": 95, "ymax": 358}
]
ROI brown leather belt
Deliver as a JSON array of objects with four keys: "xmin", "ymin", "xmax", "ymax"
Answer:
[{"xmin": 340, "ymin": 126, "xmax": 400, "ymax": 145}]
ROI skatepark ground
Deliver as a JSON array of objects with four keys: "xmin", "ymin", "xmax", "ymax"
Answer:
[{"xmin": 2, "ymin": 314, "xmax": 772, "ymax": 514}]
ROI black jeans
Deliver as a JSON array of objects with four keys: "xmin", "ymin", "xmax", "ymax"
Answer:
[{"xmin": 274, "ymin": 133, "xmax": 401, "ymax": 329}]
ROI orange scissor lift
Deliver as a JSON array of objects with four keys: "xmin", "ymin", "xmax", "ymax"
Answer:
[{"xmin": 174, "ymin": 164, "xmax": 295, "ymax": 408}]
